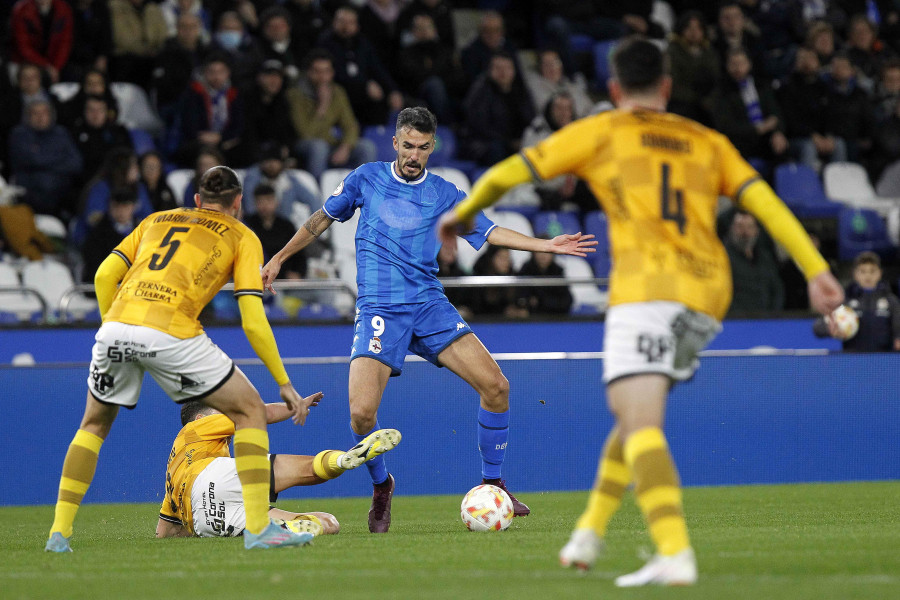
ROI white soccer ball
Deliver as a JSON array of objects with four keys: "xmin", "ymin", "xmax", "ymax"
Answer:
[
  {"xmin": 828, "ymin": 304, "xmax": 859, "ymax": 340},
  {"xmin": 460, "ymin": 484, "xmax": 514, "ymax": 532}
]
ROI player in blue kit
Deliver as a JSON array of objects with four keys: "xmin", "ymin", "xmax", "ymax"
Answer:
[{"xmin": 262, "ymin": 107, "xmax": 597, "ymax": 532}]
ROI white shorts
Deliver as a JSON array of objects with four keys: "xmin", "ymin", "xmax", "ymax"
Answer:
[
  {"xmin": 603, "ymin": 301, "xmax": 721, "ymax": 384},
  {"xmin": 87, "ymin": 322, "xmax": 235, "ymax": 408},
  {"xmin": 190, "ymin": 457, "xmax": 247, "ymax": 537}
]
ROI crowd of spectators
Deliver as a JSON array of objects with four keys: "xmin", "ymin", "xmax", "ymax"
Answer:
[{"xmin": 2, "ymin": 0, "xmax": 900, "ymax": 321}]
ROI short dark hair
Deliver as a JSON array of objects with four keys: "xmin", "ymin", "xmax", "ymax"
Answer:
[
  {"xmin": 254, "ymin": 182, "xmax": 276, "ymax": 198},
  {"xmin": 110, "ymin": 187, "xmax": 138, "ymax": 204},
  {"xmin": 674, "ymin": 10, "xmax": 706, "ymax": 37},
  {"xmin": 180, "ymin": 400, "xmax": 215, "ymax": 426},
  {"xmin": 853, "ymin": 251, "xmax": 881, "ymax": 269},
  {"xmin": 304, "ymin": 48, "xmax": 334, "ymax": 69},
  {"xmin": 610, "ymin": 37, "xmax": 667, "ymax": 94},
  {"xmin": 395, "ymin": 106, "xmax": 436, "ymax": 135},
  {"xmin": 199, "ymin": 165, "xmax": 242, "ymax": 205}
]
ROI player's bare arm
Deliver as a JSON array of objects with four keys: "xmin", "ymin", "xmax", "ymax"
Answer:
[
  {"xmin": 262, "ymin": 209, "xmax": 335, "ymax": 293},
  {"xmin": 486, "ymin": 226, "xmax": 598, "ymax": 257},
  {"xmin": 155, "ymin": 518, "xmax": 190, "ymax": 538}
]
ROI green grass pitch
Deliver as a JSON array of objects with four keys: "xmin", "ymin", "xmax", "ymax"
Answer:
[{"xmin": 3, "ymin": 482, "xmax": 898, "ymax": 600}]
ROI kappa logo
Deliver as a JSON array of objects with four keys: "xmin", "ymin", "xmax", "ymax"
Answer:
[
  {"xmin": 332, "ymin": 180, "xmax": 345, "ymax": 196},
  {"xmin": 456, "ymin": 322, "xmax": 466, "ymax": 331},
  {"xmin": 368, "ymin": 337, "xmax": 382, "ymax": 354}
]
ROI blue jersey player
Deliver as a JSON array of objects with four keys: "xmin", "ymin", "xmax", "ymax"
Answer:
[{"xmin": 262, "ymin": 108, "xmax": 597, "ymax": 532}]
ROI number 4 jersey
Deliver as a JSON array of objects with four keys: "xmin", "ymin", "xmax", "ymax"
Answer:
[
  {"xmin": 105, "ymin": 207, "xmax": 265, "ymax": 338},
  {"xmin": 522, "ymin": 108, "xmax": 760, "ymax": 321}
]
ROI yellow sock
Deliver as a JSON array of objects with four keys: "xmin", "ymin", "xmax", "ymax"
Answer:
[
  {"xmin": 312, "ymin": 450, "xmax": 345, "ymax": 480},
  {"xmin": 50, "ymin": 429, "xmax": 104, "ymax": 538},
  {"xmin": 233, "ymin": 427, "xmax": 271, "ymax": 535},
  {"xmin": 575, "ymin": 429, "xmax": 630, "ymax": 537},
  {"xmin": 624, "ymin": 427, "xmax": 690, "ymax": 556}
]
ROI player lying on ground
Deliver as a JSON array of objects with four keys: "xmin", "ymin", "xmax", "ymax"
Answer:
[
  {"xmin": 157, "ymin": 399, "xmax": 402, "ymax": 538},
  {"xmin": 439, "ymin": 38, "xmax": 843, "ymax": 586}
]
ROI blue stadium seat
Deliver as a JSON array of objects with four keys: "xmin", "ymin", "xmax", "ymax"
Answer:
[
  {"xmin": 362, "ymin": 125, "xmax": 396, "ymax": 162},
  {"xmin": 582, "ymin": 210, "xmax": 610, "ymax": 258},
  {"xmin": 296, "ymin": 303, "xmax": 342, "ymax": 320},
  {"xmin": 430, "ymin": 126, "xmax": 457, "ymax": 166},
  {"xmin": 837, "ymin": 207, "xmax": 896, "ymax": 261},
  {"xmin": 570, "ymin": 34, "xmax": 595, "ymax": 54},
  {"xmin": 774, "ymin": 163, "xmax": 843, "ymax": 218},
  {"xmin": 494, "ymin": 205, "xmax": 540, "ymax": 219},
  {"xmin": 593, "ymin": 40, "xmax": 618, "ymax": 84},
  {"xmin": 129, "ymin": 128, "xmax": 157, "ymax": 156},
  {"xmin": 531, "ymin": 210, "xmax": 581, "ymax": 238}
]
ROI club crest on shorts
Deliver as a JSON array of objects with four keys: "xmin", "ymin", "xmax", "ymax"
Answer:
[{"xmin": 368, "ymin": 336, "xmax": 382, "ymax": 354}]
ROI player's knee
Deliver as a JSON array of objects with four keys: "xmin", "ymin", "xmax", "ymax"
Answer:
[
  {"xmin": 349, "ymin": 405, "xmax": 377, "ymax": 434},
  {"xmin": 482, "ymin": 371, "xmax": 510, "ymax": 411}
]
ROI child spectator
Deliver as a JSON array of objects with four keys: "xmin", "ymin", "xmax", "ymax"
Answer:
[
  {"xmin": 80, "ymin": 187, "xmax": 139, "ymax": 282},
  {"xmin": 814, "ymin": 251, "xmax": 900, "ymax": 351}
]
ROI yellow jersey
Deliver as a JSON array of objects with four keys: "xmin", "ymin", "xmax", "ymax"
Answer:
[
  {"xmin": 159, "ymin": 414, "xmax": 234, "ymax": 534},
  {"xmin": 522, "ymin": 108, "xmax": 760, "ymax": 321},
  {"xmin": 105, "ymin": 207, "xmax": 265, "ymax": 338}
]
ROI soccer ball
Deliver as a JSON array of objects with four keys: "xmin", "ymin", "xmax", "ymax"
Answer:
[
  {"xmin": 460, "ymin": 484, "xmax": 514, "ymax": 532},
  {"xmin": 828, "ymin": 304, "xmax": 859, "ymax": 340}
]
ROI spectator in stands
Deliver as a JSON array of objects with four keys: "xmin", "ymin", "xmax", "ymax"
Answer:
[
  {"xmin": 396, "ymin": 14, "xmax": 464, "ymax": 123},
  {"xmin": 523, "ymin": 48, "xmax": 593, "ymax": 120},
  {"xmin": 521, "ymin": 92, "xmax": 595, "ymax": 214},
  {"xmin": 712, "ymin": 47, "xmax": 789, "ymax": 165},
  {"xmin": 359, "ymin": 0, "xmax": 403, "ymax": 71},
  {"xmin": 80, "ymin": 187, "xmax": 139, "ymax": 282},
  {"xmin": 7, "ymin": 98, "xmax": 83, "ymax": 217},
  {"xmin": 159, "ymin": 0, "xmax": 211, "ymax": 42},
  {"xmin": 108, "ymin": 0, "xmax": 167, "ymax": 86},
  {"xmin": 667, "ymin": 10, "xmax": 720, "ymax": 126},
  {"xmin": 825, "ymin": 52, "xmax": 875, "ymax": 163},
  {"xmin": 846, "ymin": 14, "xmax": 895, "ymax": 92},
  {"xmin": 139, "ymin": 150, "xmax": 177, "ymax": 211},
  {"xmin": 10, "ymin": 0, "xmax": 73, "ymax": 84},
  {"xmin": 1, "ymin": 63, "xmax": 58, "ymax": 138},
  {"xmin": 472, "ymin": 245, "xmax": 529, "ymax": 318},
  {"xmin": 874, "ymin": 59, "xmax": 900, "ymax": 121},
  {"xmin": 461, "ymin": 52, "xmax": 535, "ymax": 167},
  {"xmin": 806, "ymin": 20, "xmax": 836, "ymax": 67},
  {"xmin": 398, "ymin": 0, "xmax": 455, "ymax": 53},
  {"xmin": 242, "ymin": 142, "xmax": 320, "ymax": 222},
  {"xmin": 70, "ymin": 94, "xmax": 133, "ymax": 183},
  {"xmin": 778, "ymin": 47, "xmax": 848, "ymax": 172},
  {"xmin": 837, "ymin": 0, "xmax": 900, "ymax": 49},
  {"xmin": 283, "ymin": 0, "xmax": 330, "ymax": 62},
  {"xmin": 65, "ymin": 0, "xmax": 113, "ymax": 82},
  {"xmin": 243, "ymin": 183, "xmax": 307, "ymax": 280},
  {"xmin": 713, "ymin": 1, "xmax": 768, "ymax": 80},
  {"xmin": 288, "ymin": 50, "xmax": 376, "ymax": 181},
  {"xmin": 57, "ymin": 68, "xmax": 118, "ymax": 128},
  {"xmin": 741, "ymin": 0, "xmax": 805, "ymax": 80},
  {"xmin": 814, "ymin": 251, "xmax": 900, "ymax": 351},
  {"xmin": 317, "ymin": 4, "xmax": 404, "ymax": 126},
  {"xmin": 517, "ymin": 239, "xmax": 573, "ymax": 316},
  {"xmin": 258, "ymin": 7, "xmax": 302, "ymax": 84},
  {"xmin": 208, "ymin": 11, "xmax": 263, "ymax": 90},
  {"xmin": 460, "ymin": 11, "xmax": 520, "ymax": 85},
  {"xmin": 243, "ymin": 60, "xmax": 298, "ymax": 164},
  {"xmin": 153, "ymin": 12, "xmax": 208, "ymax": 123},
  {"xmin": 180, "ymin": 145, "xmax": 223, "ymax": 205},
  {"xmin": 177, "ymin": 53, "xmax": 248, "ymax": 168},
  {"xmin": 436, "ymin": 242, "xmax": 473, "ymax": 319},
  {"xmin": 725, "ymin": 211, "xmax": 784, "ymax": 314}
]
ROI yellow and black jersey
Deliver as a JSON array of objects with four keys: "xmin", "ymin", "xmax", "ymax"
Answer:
[
  {"xmin": 522, "ymin": 108, "xmax": 760, "ymax": 321},
  {"xmin": 159, "ymin": 414, "xmax": 234, "ymax": 534},
  {"xmin": 104, "ymin": 207, "xmax": 264, "ymax": 338}
]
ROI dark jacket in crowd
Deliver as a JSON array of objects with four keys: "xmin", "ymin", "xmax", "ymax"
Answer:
[
  {"xmin": 777, "ymin": 72, "xmax": 833, "ymax": 138},
  {"xmin": 517, "ymin": 257, "xmax": 572, "ymax": 315},
  {"xmin": 712, "ymin": 77, "xmax": 784, "ymax": 159},
  {"xmin": 814, "ymin": 281, "xmax": 900, "ymax": 352},
  {"xmin": 824, "ymin": 75, "xmax": 875, "ymax": 143},
  {"xmin": 243, "ymin": 213, "xmax": 307, "ymax": 278},
  {"xmin": 725, "ymin": 239, "xmax": 784, "ymax": 314},
  {"xmin": 461, "ymin": 74, "xmax": 535, "ymax": 165},
  {"xmin": 153, "ymin": 37, "xmax": 208, "ymax": 113},
  {"xmin": 81, "ymin": 213, "xmax": 137, "ymax": 283},
  {"xmin": 398, "ymin": 0, "xmax": 455, "ymax": 52}
]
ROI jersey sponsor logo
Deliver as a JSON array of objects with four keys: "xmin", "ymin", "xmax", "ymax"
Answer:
[
  {"xmin": 368, "ymin": 337, "xmax": 382, "ymax": 354},
  {"xmin": 332, "ymin": 180, "xmax": 345, "ymax": 196}
]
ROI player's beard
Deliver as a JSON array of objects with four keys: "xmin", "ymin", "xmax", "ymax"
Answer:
[{"xmin": 400, "ymin": 159, "xmax": 422, "ymax": 180}]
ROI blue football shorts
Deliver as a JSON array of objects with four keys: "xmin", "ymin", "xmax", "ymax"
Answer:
[{"xmin": 351, "ymin": 297, "xmax": 473, "ymax": 375}]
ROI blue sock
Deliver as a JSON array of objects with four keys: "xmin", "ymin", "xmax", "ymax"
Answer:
[
  {"xmin": 352, "ymin": 421, "xmax": 389, "ymax": 485},
  {"xmin": 478, "ymin": 407, "xmax": 509, "ymax": 480}
]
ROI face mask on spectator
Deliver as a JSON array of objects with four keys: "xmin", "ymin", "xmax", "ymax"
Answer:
[{"xmin": 216, "ymin": 31, "xmax": 243, "ymax": 50}]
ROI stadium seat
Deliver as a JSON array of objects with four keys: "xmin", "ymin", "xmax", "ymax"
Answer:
[
  {"xmin": 362, "ymin": 125, "xmax": 396, "ymax": 162},
  {"xmin": 331, "ymin": 211, "xmax": 360, "ymax": 255},
  {"xmin": 875, "ymin": 160, "xmax": 900, "ymax": 197},
  {"xmin": 287, "ymin": 169, "xmax": 320, "ymax": 200},
  {"xmin": 21, "ymin": 259, "xmax": 97, "ymax": 320},
  {"xmin": 837, "ymin": 207, "xmax": 896, "ymax": 261},
  {"xmin": 651, "ymin": 0, "xmax": 676, "ymax": 34},
  {"xmin": 211, "ymin": 291, "xmax": 240, "ymax": 320},
  {"xmin": 570, "ymin": 34, "xmax": 595, "ymax": 54},
  {"xmin": 582, "ymin": 210, "xmax": 610, "ymax": 258},
  {"xmin": 111, "ymin": 82, "xmax": 163, "ymax": 134},
  {"xmin": 430, "ymin": 167, "xmax": 471, "ymax": 195},
  {"xmin": 166, "ymin": 169, "xmax": 193, "ymax": 206},
  {"xmin": 0, "ymin": 262, "xmax": 44, "ymax": 321},
  {"xmin": 430, "ymin": 126, "xmax": 457, "ymax": 166},
  {"xmin": 33, "ymin": 214, "xmax": 67, "ymax": 240},
  {"xmin": 593, "ymin": 40, "xmax": 618, "ymax": 84},
  {"xmin": 320, "ymin": 168, "xmax": 351, "ymax": 199},
  {"xmin": 823, "ymin": 162, "xmax": 877, "ymax": 207},
  {"xmin": 128, "ymin": 128, "xmax": 157, "ymax": 156},
  {"xmin": 556, "ymin": 255, "xmax": 608, "ymax": 313},
  {"xmin": 773, "ymin": 163, "xmax": 843, "ymax": 218},
  {"xmin": 296, "ymin": 303, "xmax": 342, "ymax": 320},
  {"xmin": 531, "ymin": 210, "xmax": 581, "ymax": 238},
  {"xmin": 49, "ymin": 82, "xmax": 79, "ymax": 102},
  {"xmin": 455, "ymin": 208, "xmax": 535, "ymax": 273}
]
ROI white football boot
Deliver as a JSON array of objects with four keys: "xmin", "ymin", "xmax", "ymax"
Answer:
[
  {"xmin": 614, "ymin": 548, "xmax": 698, "ymax": 587},
  {"xmin": 559, "ymin": 529, "xmax": 604, "ymax": 572}
]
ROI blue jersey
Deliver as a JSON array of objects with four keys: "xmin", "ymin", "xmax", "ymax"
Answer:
[{"xmin": 323, "ymin": 162, "xmax": 495, "ymax": 305}]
